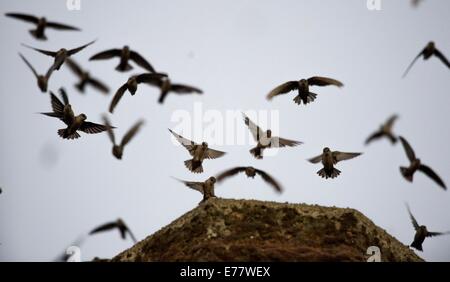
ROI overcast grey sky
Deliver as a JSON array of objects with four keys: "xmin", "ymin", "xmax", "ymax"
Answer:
[{"xmin": 0, "ymin": 0, "xmax": 449, "ymax": 262}]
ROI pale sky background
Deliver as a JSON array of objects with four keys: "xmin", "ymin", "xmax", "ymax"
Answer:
[{"xmin": 0, "ymin": 0, "xmax": 449, "ymax": 262}]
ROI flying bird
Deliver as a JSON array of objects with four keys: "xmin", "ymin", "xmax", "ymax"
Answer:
[
  {"xmin": 145, "ymin": 77, "xmax": 203, "ymax": 104},
  {"xmin": 406, "ymin": 203, "xmax": 450, "ymax": 251},
  {"xmin": 399, "ymin": 136, "xmax": 446, "ymax": 190},
  {"xmin": 308, "ymin": 147, "xmax": 362, "ymax": 179},
  {"xmin": 402, "ymin": 41, "xmax": 450, "ymax": 77},
  {"xmin": 89, "ymin": 218, "xmax": 137, "ymax": 244},
  {"xmin": 216, "ymin": 166, "xmax": 283, "ymax": 193},
  {"xmin": 365, "ymin": 115, "xmax": 399, "ymax": 145},
  {"xmin": 19, "ymin": 52, "xmax": 54, "ymax": 92},
  {"xmin": 65, "ymin": 58, "xmax": 109, "ymax": 94},
  {"xmin": 174, "ymin": 176, "xmax": 217, "ymax": 203},
  {"xmin": 89, "ymin": 45, "xmax": 155, "ymax": 72},
  {"xmin": 5, "ymin": 12, "xmax": 80, "ymax": 40},
  {"xmin": 243, "ymin": 113, "xmax": 302, "ymax": 159},
  {"xmin": 53, "ymin": 235, "xmax": 86, "ymax": 262},
  {"xmin": 41, "ymin": 88, "xmax": 111, "ymax": 139},
  {"xmin": 169, "ymin": 129, "xmax": 226, "ymax": 173},
  {"xmin": 109, "ymin": 73, "xmax": 167, "ymax": 113},
  {"xmin": 103, "ymin": 115, "xmax": 144, "ymax": 160},
  {"xmin": 267, "ymin": 76, "xmax": 343, "ymax": 106},
  {"xmin": 22, "ymin": 40, "xmax": 95, "ymax": 71}
]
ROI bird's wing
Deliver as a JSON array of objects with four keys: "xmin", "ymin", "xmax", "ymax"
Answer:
[
  {"xmin": 399, "ymin": 136, "xmax": 416, "ymax": 162},
  {"xmin": 135, "ymin": 73, "xmax": 167, "ymax": 85},
  {"xmin": 332, "ymin": 151, "xmax": 362, "ymax": 163},
  {"xmin": 307, "ymin": 76, "xmax": 344, "ymax": 87},
  {"xmin": 170, "ymin": 84, "xmax": 203, "ymax": 94},
  {"xmin": 402, "ymin": 49, "xmax": 424, "ymax": 78},
  {"xmin": 22, "ymin": 44, "xmax": 57, "ymax": 57},
  {"xmin": 255, "ymin": 169, "xmax": 283, "ymax": 192},
  {"xmin": 79, "ymin": 122, "xmax": 110, "ymax": 134},
  {"xmin": 216, "ymin": 167, "xmax": 246, "ymax": 182},
  {"xmin": 405, "ymin": 203, "xmax": 420, "ymax": 231},
  {"xmin": 242, "ymin": 113, "xmax": 265, "ymax": 142},
  {"xmin": 44, "ymin": 64, "xmax": 55, "ymax": 79},
  {"xmin": 87, "ymin": 77, "xmax": 109, "ymax": 94},
  {"xmin": 67, "ymin": 40, "xmax": 95, "ymax": 56},
  {"xmin": 270, "ymin": 137, "xmax": 303, "ymax": 148},
  {"xmin": 109, "ymin": 83, "xmax": 128, "ymax": 113},
  {"xmin": 46, "ymin": 21, "xmax": 80, "ymax": 31},
  {"xmin": 59, "ymin": 88, "xmax": 69, "ymax": 105},
  {"xmin": 120, "ymin": 120, "xmax": 144, "ymax": 147},
  {"xmin": 49, "ymin": 91, "xmax": 65, "ymax": 117},
  {"xmin": 65, "ymin": 58, "xmax": 83, "ymax": 77},
  {"xmin": 266, "ymin": 81, "xmax": 298, "ymax": 100},
  {"xmin": 129, "ymin": 51, "xmax": 155, "ymax": 72},
  {"xmin": 385, "ymin": 115, "xmax": 399, "ymax": 131},
  {"xmin": 418, "ymin": 164, "xmax": 446, "ymax": 190},
  {"xmin": 102, "ymin": 115, "xmax": 115, "ymax": 145},
  {"xmin": 365, "ymin": 131, "xmax": 384, "ymax": 145},
  {"xmin": 5, "ymin": 13, "xmax": 39, "ymax": 24},
  {"xmin": 433, "ymin": 48, "xmax": 450, "ymax": 68},
  {"xmin": 168, "ymin": 129, "xmax": 197, "ymax": 155},
  {"xmin": 427, "ymin": 231, "xmax": 450, "ymax": 238},
  {"xmin": 174, "ymin": 178, "xmax": 204, "ymax": 193},
  {"xmin": 126, "ymin": 228, "xmax": 138, "ymax": 243},
  {"xmin": 204, "ymin": 147, "xmax": 226, "ymax": 159},
  {"xmin": 308, "ymin": 154, "xmax": 323, "ymax": 164},
  {"xmin": 18, "ymin": 53, "xmax": 38, "ymax": 78},
  {"xmin": 89, "ymin": 222, "xmax": 118, "ymax": 235},
  {"xmin": 89, "ymin": 49, "xmax": 122, "ymax": 60}
]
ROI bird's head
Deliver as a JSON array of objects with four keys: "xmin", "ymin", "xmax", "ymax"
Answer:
[
  {"xmin": 37, "ymin": 76, "xmax": 47, "ymax": 92},
  {"xmin": 323, "ymin": 147, "xmax": 331, "ymax": 153},
  {"xmin": 123, "ymin": 45, "xmax": 130, "ymax": 51},
  {"xmin": 202, "ymin": 142, "xmax": 208, "ymax": 148},
  {"xmin": 266, "ymin": 130, "xmax": 272, "ymax": 138},
  {"xmin": 209, "ymin": 176, "xmax": 217, "ymax": 183},
  {"xmin": 79, "ymin": 114, "xmax": 87, "ymax": 121},
  {"xmin": 428, "ymin": 41, "xmax": 435, "ymax": 48}
]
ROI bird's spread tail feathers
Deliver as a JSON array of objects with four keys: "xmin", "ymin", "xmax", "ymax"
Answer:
[
  {"xmin": 250, "ymin": 147, "xmax": 263, "ymax": 159},
  {"xmin": 400, "ymin": 167, "xmax": 413, "ymax": 182},
  {"xmin": 411, "ymin": 241, "xmax": 423, "ymax": 251},
  {"xmin": 293, "ymin": 92, "xmax": 317, "ymax": 105},
  {"xmin": 29, "ymin": 29, "xmax": 46, "ymax": 40},
  {"xmin": 116, "ymin": 63, "xmax": 133, "ymax": 72},
  {"xmin": 185, "ymin": 159, "xmax": 203, "ymax": 173},
  {"xmin": 75, "ymin": 82, "xmax": 86, "ymax": 93},
  {"xmin": 58, "ymin": 129, "xmax": 80, "ymax": 140},
  {"xmin": 317, "ymin": 168, "xmax": 341, "ymax": 179}
]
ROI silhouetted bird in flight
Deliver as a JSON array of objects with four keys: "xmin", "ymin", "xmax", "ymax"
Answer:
[
  {"xmin": 22, "ymin": 40, "xmax": 95, "ymax": 71},
  {"xmin": 19, "ymin": 53, "xmax": 54, "ymax": 92},
  {"xmin": 41, "ymin": 88, "xmax": 111, "ymax": 139},
  {"xmin": 103, "ymin": 115, "xmax": 145, "ymax": 160},
  {"xmin": 89, "ymin": 218, "xmax": 137, "ymax": 244},
  {"xmin": 267, "ymin": 76, "xmax": 343, "ymax": 106},
  {"xmin": 243, "ymin": 113, "xmax": 302, "ymax": 159},
  {"xmin": 403, "ymin": 41, "xmax": 450, "ymax": 77},
  {"xmin": 406, "ymin": 203, "xmax": 450, "ymax": 251},
  {"xmin": 399, "ymin": 136, "xmax": 446, "ymax": 190},
  {"xmin": 65, "ymin": 58, "xmax": 109, "ymax": 94},
  {"xmin": 109, "ymin": 73, "xmax": 167, "ymax": 113},
  {"xmin": 365, "ymin": 115, "xmax": 399, "ymax": 145},
  {"xmin": 145, "ymin": 77, "xmax": 203, "ymax": 104},
  {"xmin": 169, "ymin": 129, "xmax": 226, "ymax": 173},
  {"xmin": 89, "ymin": 45, "xmax": 155, "ymax": 72},
  {"xmin": 174, "ymin": 176, "xmax": 217, "ymax": 203},
  {"xmin": 309, "ymin": 148, "xmax": 362, "ymax": 179},
  {"xmin": 216, "ymin": 166, "xmax": 283, "ymax": 193},
  {"xmin": 5, "ymin": 12, "xmax": 80, "ymax": 40}
]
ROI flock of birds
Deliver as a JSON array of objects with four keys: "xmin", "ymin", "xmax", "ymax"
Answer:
[{"xmin": 3, "ymin": 4, "xmax": 450, "ymax": 260}]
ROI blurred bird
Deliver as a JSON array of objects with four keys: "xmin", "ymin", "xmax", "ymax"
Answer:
[
  {"xmin": 169, "ymin": 129, "xmax": 226, "ymax": 173},
  {"xmin": 89, "ymin": 45, "xmax": 155, "ymax": 72},
  {"xmin": 243, "ymin": 113, "xmax": 302, "ymax": 159},
  {"xmin": 5, "ymin": 12, "xmax": 80, "ymax": 40},
  {"xmin": 406, "ymin": 203, "xmax": 450, "ymax": 251},
  {"xmin": 109, "ymin": 73, "xmax": 167, "ymax": 113},
  {"xmin": 89, "ymin": 218, "xmax": 137, "ymax": 244},
  {"xmin": 41, "ymin": 88, "xmax": 111, "ymax": 139},
  {"xmin": 399, "ymin": 136, "xmax": 446, "ymax": 190},
  {"xmin": 402, "ymin": 41, "xmax": 450, "ymax": 77},
  {"xmin": 309, "ymin": 147, "xmax": 362, "ymax": 179},
  {"xmin": 145, "ymin": 77, "xmax": 203, "ymax": 104},
  {"xmin": 103, "ymin": 115, "xmax": 144, "ymax": 160},
  {"xmin": 365, "ymin": 115, "xmax": 399, "ymax": 145},
  {"xmin": 267, "ymin": 76, "xmax": 343, "ymax": 105},
  {"xmin": 22, "ymin": 40, "xmax": 95, "ymax": 71},
  {"xmin": 411, "ymin": 0, "xmax": 424, "ymax": 8},
  {"xmin": 174, "ymin": 176, "xmax": 217, "ymax": 203},
  {"xmin": 65, "ymin": 58, "xmax": 109, "ymax": 94},
  {"xmin": 216, "ymin": 166, "xmax": 283, "ymax": 193},
  {"xmin": 53, "ymin": 235, "xmax": 86, "ymax": 262},
  {"xmin": 19, "ymin": 52, "xmax": 54, "ymax": 92}
]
